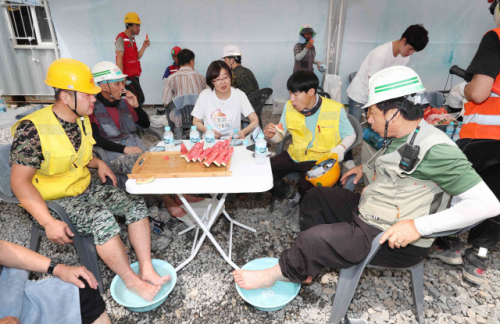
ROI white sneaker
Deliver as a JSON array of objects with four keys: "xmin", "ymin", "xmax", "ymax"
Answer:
[{"xmin": 344, "ymin": 160, "xmax": 357, "ymax": 171}]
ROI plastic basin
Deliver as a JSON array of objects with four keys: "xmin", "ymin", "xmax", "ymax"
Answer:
[
  {"xmin": 110, "ymin": 259, "xmax": 177, "ymax": 312},
  {"xmin": 235, "ymin": 258, "xmax": 301, "ymax": 311}
]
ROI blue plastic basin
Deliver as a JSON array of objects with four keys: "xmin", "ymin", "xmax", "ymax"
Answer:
[
  {"xmin": 235, "ymin": 258, "xmax": 301, "ymax": 311},
  {"xmin": 110, "ymin": 259, "xmax": 177, "ymax": 312}
]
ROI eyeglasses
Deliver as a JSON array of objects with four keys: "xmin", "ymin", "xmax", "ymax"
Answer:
[{"xmin": 213, "ymin": 76, "xmax": 230, "ymax": 84}]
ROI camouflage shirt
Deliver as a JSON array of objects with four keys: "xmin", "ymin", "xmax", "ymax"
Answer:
[
  {"xmin": 232, "ymin": 65, "xmax": 259, "ymax": 96},
  {"xmin": 10, "ymin": 115, "xmax": 82, "ymax": 169}
]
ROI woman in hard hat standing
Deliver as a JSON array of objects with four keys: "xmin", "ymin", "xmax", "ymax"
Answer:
[
  {"xmin": 293, "ymin": 24, "xmax": 323, "ymax": 73},
  {"xmin": 115, "ymin": 12, "xmax": 150, "ymax": 105}
]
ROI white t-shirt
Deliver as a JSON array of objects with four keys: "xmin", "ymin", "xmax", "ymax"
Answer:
[
  {"xmin": 191, "ymin": 87, "xmax": 255, "ymax": 137},
  {"xmin": 347, "ymin": 41, "xmax": 410, "ymax": 104}
]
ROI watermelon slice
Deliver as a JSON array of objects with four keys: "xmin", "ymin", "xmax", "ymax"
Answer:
[
  {"xmin": 185, "ymin": 142, "xmax": 203, "ymax": 162},
  {"xmin": 221, "ymin": 147, "xmax": 234, "ymax": 166},
  {"xmin": 137, "ymin": 177, "xmax": 155, "ymax": 184},
  {"xmin": 180, "ymin": 143, "xmax": 188, "ymax": 158},
  {"xmin": 203, "ymin": 149, "xmax": 221, "ymax": 167},
  {"xmin": 213, "ymin": 149, "xmax": 229, "ymax": 167},
  {"xmin": 275, "ymin": 123, "xmax": 285, "ymax": 135},
  {"xmin": 198, "ymin": 147, "xmax": 213, "ymax": 162},
  {"xmin": 191, "ymin": 146, "xmax": 205, "ymax": 162}
]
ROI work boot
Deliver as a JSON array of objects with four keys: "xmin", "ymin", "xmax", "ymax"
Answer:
[
  {"xmin": 462, "ymin": 248, "xmax": 488, "ymax": 285},
  {"xmin": 428, "ymin": 244, "xmax": 463, "ymax": 265}
]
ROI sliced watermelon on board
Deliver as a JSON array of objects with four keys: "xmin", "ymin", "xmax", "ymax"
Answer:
[
  {"xmin": 198, "ymin": 147, "xmax": 213, "ymax": 161},
  {"xmin": 203, "ymin": 149, "xmax": 221, "ymax": 167},
  {"xmin": 185, "ymin": 142, "xmax": 203, "ymax": 162},
  {"xmin": 221, "ymin": 147, "xmax": 234, "ymax": 166},
  {"xmin": 180, "ymin": 143, "xmax": 188, "ymax": 158},
  {"xmin": 191, "ymin": 146, "xmax": 205, "ymax": 162},
  {"xmin": 213, "ymin": 149, "xmax": 229, "ymax": 167}
]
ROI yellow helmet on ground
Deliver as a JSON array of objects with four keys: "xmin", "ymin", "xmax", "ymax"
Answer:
[
  {"xmin": 124, "ymin": 12, "xmax": 141, "ymax": 24},
  {"xmin": 44, "ymin": 58, "xmax": 101, "ymax": 94},
  {"xmin": 306, "ymin": 153, "xmax": 341, "ymax": 187}
]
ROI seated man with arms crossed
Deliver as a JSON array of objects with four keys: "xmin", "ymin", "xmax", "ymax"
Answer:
[
  {"xmin": 234, "ymin": 66, "xmax": 500, "ymax": 290},
  {"xmin": 10, "ymin": 59, "xmax": 170, "ymax": 302}
]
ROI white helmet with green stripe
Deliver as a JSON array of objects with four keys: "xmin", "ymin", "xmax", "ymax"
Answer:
[
  {"xmin": 362, "ymin": 66, "xmax": 425, "ymax": 108},
  {"xmin": 92, "ymin": 61, "xmax": 128, "ymax": 84}
]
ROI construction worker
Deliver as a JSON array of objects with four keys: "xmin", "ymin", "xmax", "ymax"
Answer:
[
  {"xmin": 293, "ymin": 24, "xmax": 323, "ymax": 73},
  {"xmin": 222, "ymin": 45, "xmax": 259, "ymax": 96},
  {"xmin": 430, "ymin": 0, "xmax": 500, "ymax": 285},
  {"xmin": 163, "ymin": 46, "xmax": 182, "ymax": 79},
  {"xmin": 10, "ymin": 58, "xmax": 170, "ymax": 302},
  {"xmin": 116, "ymin": 12, "xmax": 149, "ymax": 105},
  {"xmin": 234, "ymin": 66, "xmax": 500, "ymax": 291}
]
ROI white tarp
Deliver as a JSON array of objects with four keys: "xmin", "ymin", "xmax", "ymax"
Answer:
[
  {"xmin": 8, "ymin": 0, "xmax": 42, "ymax": 5},
  {"xmin": 48, "ymin": 0, "xmax": 328, "ymax": 104}
]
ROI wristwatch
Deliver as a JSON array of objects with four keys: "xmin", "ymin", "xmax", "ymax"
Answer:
[{"xmin": 47, "ymin": 258, "xmax": 61, "ymax": 275}]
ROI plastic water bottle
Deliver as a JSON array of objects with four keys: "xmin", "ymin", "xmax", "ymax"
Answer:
[
  {"xmin": 446, "ymin": 122, "xmax": 455, "ymax": 139},
  {"xmin": 190, "ymin": 125, "xmax": 200, "ymax": 148},
  {"xmin": 205, "ymin": 125, "xmax": 215, "ymax": 147},
  {"xmin": 163, "ymin": 126, "xmax": 175, "ymax": 151},
  {"xmin": 255, "ymin": 134, "xmax": 267, "ymax": 165},
  {"xmin": 232, "ymin": 129, "xmax": 239, "ymax": 139},
  {"xmin": 363, "ymin": 128, "xmax": 384, "ymax": 149},
  {"xmin": 452, "ymin": 122, "xmax": 462, "ymax": 142}
]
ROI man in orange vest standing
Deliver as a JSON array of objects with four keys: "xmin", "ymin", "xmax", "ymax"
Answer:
[
  {"xmin": 430, "ymin": 0, "xmax": 500, "ymax": 285},
  {"xmin": 116, "ymin": 12, "xmax": 150, "ymax": 105}
]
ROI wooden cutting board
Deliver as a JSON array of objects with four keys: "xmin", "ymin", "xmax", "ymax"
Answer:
[{"xmin": 127, "ymin": 151, "xmax": 232, "ymax": 179}]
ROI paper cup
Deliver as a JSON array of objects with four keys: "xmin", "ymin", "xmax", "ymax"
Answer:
[{"xmin": 269, "ymin": 132, "xmax": 284, "ymax": 144}]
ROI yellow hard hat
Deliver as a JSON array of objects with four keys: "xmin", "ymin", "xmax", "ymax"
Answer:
[
  {"xmin": 44, "ymin": 58, "xmax": 101, "ymax": 94},
  {"xmin": 124, "ymin": 12, "xmax": 141, "ymax": 24},
  {"xmin": 306, "ymin": 153, "xmax": 341, "ymax": 187}
]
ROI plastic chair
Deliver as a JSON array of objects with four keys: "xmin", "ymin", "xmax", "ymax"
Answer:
[
  {"xmin": 317, "ymin": 91, "xmax": 331, "ymax": 99},
  {"xmin": 348, "ymin": 72, "xmax": 357, "ymax": 84},
  {"xmin": 269, "ymin": 114, "xmax": 363, "ymax": 212},
  {"xmin": 0, "ymin": 145, "xmax": 103, "ymax": 294},
  {"xmin": 242, "ymin": 88, "xmax": 273, "ymax": 129},
  {"xmin": 165, "ymin": 95, "xmax": 199, "ymax": 139},
  {"xmin": 135, "ymin": 123, "xmax": 162, "ymax": 141}
]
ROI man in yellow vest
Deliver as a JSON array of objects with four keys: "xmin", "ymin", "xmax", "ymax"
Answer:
[
  {"xmin": 9, "ymin": 58, "xmax": 170, "ymax": 302},
  {"xmin": 429, "ymin": 0, "xmax": 500, "ymax": 285},
  {"xmin": 234, "ymin": 66, "xmax": 500, "ymax": 291},
  {"xmin": 264, "ymin": 70, "xmax": 355, "ymax": 213}
]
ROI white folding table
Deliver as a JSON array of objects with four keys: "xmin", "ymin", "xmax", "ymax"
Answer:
[{"xmin": 126, "ymin": 142, "xmax": 273, "ymax": 272}]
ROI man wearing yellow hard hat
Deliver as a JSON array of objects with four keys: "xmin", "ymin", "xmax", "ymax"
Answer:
[
  {"xmin": 116, "ymin": 12, "xmax": 149, "ymax": 105},
  {"xmin": 10, "ymin": 58, "xmax": 170, "ymax": 302}
]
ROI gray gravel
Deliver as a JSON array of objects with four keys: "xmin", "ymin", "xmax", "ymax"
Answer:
[{"xmin": 1, "ymin": 106, "xmax": 500, "ymax": 323}]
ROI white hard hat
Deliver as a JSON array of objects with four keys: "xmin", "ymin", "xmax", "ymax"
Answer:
[
  {"xmin": 92, "ymin": 61, "xmax": 127, "ymax": 84},
  {"xmin": 222, "ymin": 45, "xmax": 241, "ymax": 58},
  {"xmin": 362, "ymin": 66, "xmax": 425, "ymax": 109}
]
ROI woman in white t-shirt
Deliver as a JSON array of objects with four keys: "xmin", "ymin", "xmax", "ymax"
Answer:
[{"xmin": 192, "ymin": 60, "xmax": 259, "ymax": 139}]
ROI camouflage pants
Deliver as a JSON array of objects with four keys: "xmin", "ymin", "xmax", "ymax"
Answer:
[
  {"xmin": 110, "ymin": 152, "xmax": 143, "ymax": 175},
  {"xmin": 47, "ymin": 180, "xmax": 148, "ymax": 245}
]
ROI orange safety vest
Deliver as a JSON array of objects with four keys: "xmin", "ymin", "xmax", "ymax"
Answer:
[
  {"xmin": 461, "ymin": 28, "xmax": 500, "ymax": 140},
  {"xmin": 116, "ymin": 32, "xmax": 142, "ymax": 77}
]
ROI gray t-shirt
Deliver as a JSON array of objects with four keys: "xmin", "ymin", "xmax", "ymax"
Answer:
[{"xmin": 115, "ymin": 36, "xmax": 136, "ymax": 52}]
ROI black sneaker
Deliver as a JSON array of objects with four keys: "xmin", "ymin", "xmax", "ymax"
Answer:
[
  {"xmin": 428, "ymin": 245, "xmax": 463, "ymax": 265},
  {"xmin": 462, "ymin": 248, "xmax": 487, "ymax": 285}
]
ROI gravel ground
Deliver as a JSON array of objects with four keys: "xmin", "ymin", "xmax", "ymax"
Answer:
[{"xmin": 1, "ymin": 106, "xmax": 500, "ymax": 323}]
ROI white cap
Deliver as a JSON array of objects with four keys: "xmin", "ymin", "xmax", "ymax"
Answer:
[
  {"xmin": 92, "ymin": 61, "xmax": 127, "ymax": 83},
  {"xmin": 223, "ymin": 45, "xmax": 241, "ymax": 58}
]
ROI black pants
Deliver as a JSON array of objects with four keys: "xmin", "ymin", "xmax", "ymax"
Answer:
[
  {"xmin": 126, "ymin": 76, "xmax": 145, "ymax": 105},
  {"xmin": 271, "ymin": 151, "xmax": 316, "ymax": 197},
  {"xmin": 279, "ymin": 187, "xmax": 431, "ymax": 283},
  {"xmin": 436, "ymin": 139, "xmax": 500, "ymax": 251},
  {"xmin": 79, "ymin": 277, "xmax": 106, "ymax": 324}
]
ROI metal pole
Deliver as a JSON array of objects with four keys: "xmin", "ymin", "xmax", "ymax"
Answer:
[
  {"xmin": 322, "ymin": 0, "xmax": 335, "ymax": 87},
  {"xmin": 334, "ymin": 0, "xmax": 347, "ymax": 76},
  {"xmin": 43, "ymin": 0, "xmax": 59, "ymax": 59}
]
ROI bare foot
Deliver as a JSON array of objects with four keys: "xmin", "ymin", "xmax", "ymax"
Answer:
[
  {"xmin": 303, "ymin": 276, "xmax": 313, "ymax": 284},
  {"xmin": 139, "ymin": 263, "xmax": 171, "ymax": 286},
  {"xmin": 233, "ymin": 268, "xmax": 278, "ymax": 290},
  {"xmin": 126, "ymin": 279, "xmax": 161, "ymax": 302},
  {"xmin": 174, "ymin": 194, "xmax": 204, "ymax": 205},
  {"xmin": 162, "ymin": 196, "xmax": 187, "ymax": 218}
]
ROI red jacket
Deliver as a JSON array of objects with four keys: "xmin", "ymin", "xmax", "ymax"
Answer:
[{"xmin": 116, "ymin": 32, "xmax": 141, "ymax": 77}]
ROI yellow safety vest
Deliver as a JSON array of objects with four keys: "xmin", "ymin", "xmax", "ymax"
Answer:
[
  {"xmin": 285, "ymin": 97, "xmax": 342, "ymax": 162},
  {"xmin": 11, "ymin": 105, "xmax": 95, "ymax": 201}
]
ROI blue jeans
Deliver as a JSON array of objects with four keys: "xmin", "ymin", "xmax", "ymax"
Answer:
[{"xmin": 348, "ymin": 97, "xmax": 364, "ymax": 122}]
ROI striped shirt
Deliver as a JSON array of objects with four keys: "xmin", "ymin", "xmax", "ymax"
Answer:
[{"xmin": 163, "ymin": 66, "xmax": 206, "ymax": 127}]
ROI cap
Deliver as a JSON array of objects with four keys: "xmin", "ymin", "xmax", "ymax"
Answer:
[
  {"xmin": 191, "ymin": 125, "xmax": 197, "ymax": 130},
  {"xmin": 171, "ymin": 46, "xmax": 182, "ymax": 56},
  {"xmin": 165, "ymin": 126, "xmax": 171, "ymax": 131},
  {"xmin": 207, "ymin": 125, "xmax": 212, "ymax": 129}
]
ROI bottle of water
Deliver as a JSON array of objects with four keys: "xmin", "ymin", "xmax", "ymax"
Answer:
[
  {"xmin": 363, "ymin": 127, "xmax": 384, "ymax": 149},
  {"xmin": 255, "ymin": 133, "xmax": 267, "ymax": 165},
  {"xmin": 163, "ymin": 126, "xmax": 175, "ymax": 151},
  {"xmin": 190, "ymin": 125, "xmax": 200, "ymax": 148},
  {"xmin": 232, "ymin": 129, "xmax": 239, "ymax": 139},
  {"xmin": 205, "ymin": 125, "xmax": 215, "ymax": 148},
  {"xmin": 452, "ymin": 122, "xmax": 462, "ymax": 142},
  {"xmin": 446, "ymin": 122, "xmax": 455, "ymax": 139}
]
